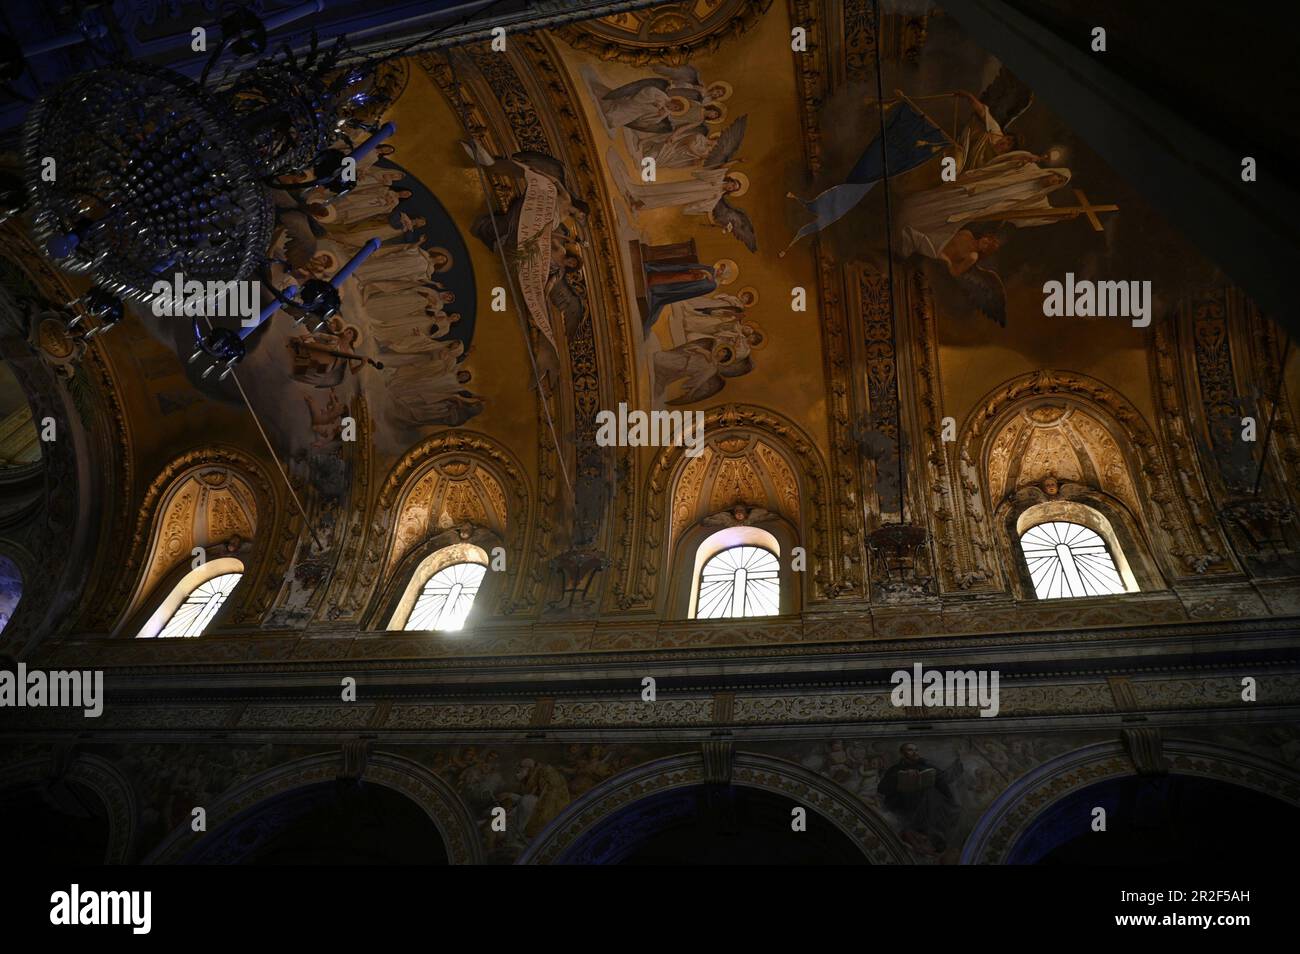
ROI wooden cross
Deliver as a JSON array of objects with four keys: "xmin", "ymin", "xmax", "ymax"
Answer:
[
  {"xmin": 1064, "ymin": 189, "xmax": 1118, "ymax": 231},
  {"xmin": 967, "ymin": 189, "xmax": 1119, "ymax": 230}
]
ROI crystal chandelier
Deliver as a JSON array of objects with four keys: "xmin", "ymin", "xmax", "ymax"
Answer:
[{"xmin": 13, "ymin": 3, "xmax": 394, "ymax": 376}]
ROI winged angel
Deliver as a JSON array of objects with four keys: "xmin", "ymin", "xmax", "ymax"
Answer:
[
  {"xmin": 593, "ymin": 64, "xmax": 758, "ymax": 253},
  {"xmin": 896, "ymin": 67, "xmax": 1073, "ymax": 326}
]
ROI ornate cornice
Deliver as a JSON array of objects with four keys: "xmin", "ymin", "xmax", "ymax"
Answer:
[{"xmin": 556, "ymin": 0, "xmax": 774, "ymax": 67}]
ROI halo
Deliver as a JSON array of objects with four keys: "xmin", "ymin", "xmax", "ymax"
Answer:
[
  {"xmin": 712, "ymin": 258, "xmax": 739, "ymax": 285},
  {"xmin": 429, "ymin": 246, "xmax": 454, "ymax": 272},
  {"xmin": 707, "ymin": 80, "xmax": 734, "ymax": 102},
  {"xmin": 345, "ymin": 323, "xmax": 364, "ymax": 349},
  {"xmin": 737, "ymin": 285, "xmax": 759, "ymax": 308},
  {"xmin": 666, "ymin": 96, "xmax": 691, "ymax": 116},
  {"xmin": 704, "ymin": 101, "xmax": 728, "ymax": 124},
  {"xmin": 725, "ymin": 170, "xmax": 749, "ymax": 197},
  {"xmin": 742, "ymin": 319, "xmax": 767, "ymax": 351}
]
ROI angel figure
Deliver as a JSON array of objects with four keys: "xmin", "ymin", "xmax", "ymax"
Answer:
[
  {"xmin": 463, "ymin": 140, "xmax": 591, "ymax": 392},
  {"xmin": 934, "ymin": 227, "xmax": 1008, "ymax": 327},
  {"xmin": 950, "ymin": 66, "xmax": 1038, "ymax": 176},
  {"xmin": 632, "ymin": 114, "xmax": 748, "ymax": 171},
  {"xmin": 653, "ymin": 338, "xmax": 754, "ymax": 405},
  {"xmin": 700, "ymin": 503, "xmax": 778, "ymax": 528},
  {"xmin": 587, "ymin": 64, "xmax": 731, "ymax": 137},
  {"xmin": 608, "ymin": 149, "xmax": 757, "ymax": 252}
]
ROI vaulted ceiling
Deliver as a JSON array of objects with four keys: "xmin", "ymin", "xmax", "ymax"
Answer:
[{"xmin": 3, "ymin": 0, "xmax": 1297, "ymax": 646}]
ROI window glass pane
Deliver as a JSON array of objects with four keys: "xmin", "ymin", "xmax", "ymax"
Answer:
[
  {"xmin": 156, "ymin": 572, "xmax": 242, "ymax": 638},
  {"xmin": 405, "ymin": 562, "xmax": 486, "ymax": 631},
  {"xmin": 695, "ymin": 545, "xmax": 780, "ymax": 619},
  {"xmin": 1019, "ymin": 521, "xmax": 1125, "ymax": 599}
]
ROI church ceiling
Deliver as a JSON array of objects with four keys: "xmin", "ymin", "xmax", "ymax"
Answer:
[{"xmin": 3, "ymin": 0, "xmax": 1296, "ymax": 637}]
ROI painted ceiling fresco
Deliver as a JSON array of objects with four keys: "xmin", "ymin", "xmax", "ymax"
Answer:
[{"xmin": 40, "ymin": 0, "xmax": 1293, "ymax": 628}]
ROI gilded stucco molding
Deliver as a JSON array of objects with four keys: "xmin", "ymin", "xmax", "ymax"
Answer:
[
  {"xmin": 557, "ymin": 0, "xmax": 774, "ymax": 67},
  {"xmin": 89, "ymin": 444, "xmax": 284, "ymax": 633},
  {"xmin": 614, "ymin": 403, "xmax": 837, "ymax": 609},
  {"xmin": 360, "ymin": 429, "xmax": 535, "ymax": 617},
  {"xmin": 961, "ymin": 369, "xmax": 1230, "ymax": 580}
]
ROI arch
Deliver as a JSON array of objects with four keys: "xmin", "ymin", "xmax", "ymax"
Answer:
[
  {"xmin": 688, "ymin": 526, "xmax": 782, "ymax": 618},
  {"xmin": 0, "ymin": 273, "xmax": 117, "ymax": 650},
  {"xmin": 387, "ymin": 542, "xmax": 489, "ymax": 630},
  {"xmin": 1015, "ymin": 502, "xmax": 1139, "ymax": 598},
  {"xmin": 0, "ymin": 753, "xmax": 139, "ymax": 863},
  {"xmin": 136, "ymin": 557, "xmax": 244, "ymax": 638},
  {"xmin": 145, "ymin": 751, "xmax": 483, "ymax": 865},
  {"xmin": 960, "ymin": 371, "xmax": 1227, "ymax": 587},
  {"xmin": 364, "ymin": 430, "xmax": 533, "ymax": 621},
  {"xmin": 616, "ymin": 404, "xmax": 836, "ymax": 612},
  {"xmin": 517, "ymin": 751, "xmax": 910, "ymax": 864},
  {"xmin": 961, "ymin": 738, "xmax": 1300, "ymax": 864},
  {"xmin": 104, "ymin": 446, "xmax": 281, "ymax": 635},
  {"xmin": 0, "ymin": 552, "xmax": 22, "ymax": 634}
]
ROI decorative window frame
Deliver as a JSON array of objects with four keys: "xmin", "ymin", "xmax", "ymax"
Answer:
[
  {"xmin": 996, "ymin": 486, "xmax": 1163, "ymax": 601},
  {"xmin": 134, "ymin": 556, "xmax": 244, "ymax": 638},
  {"xmin": 670, "ymin": 519, "xmax": 799, "ymax": 619},
  {"xmin": 386, "ymin": 542, "xmax": 491, "ymax": 631},
  {"xmin": 686, "ymin": 526, "xmax": 783, "ymax": 619}
]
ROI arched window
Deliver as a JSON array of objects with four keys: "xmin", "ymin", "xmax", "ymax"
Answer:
[
  {"xmin": 405, "ymin": 562, "xmax": 486, "ymax": 631},
  {"xmin": 0, "ymin": 554, "xmax": 22, "ymax": 634},
  {"xmin": 696, "ymin": 545, "xmax": 780, "ymax": 618},
  {"xmin": 690, "ymin": 527, "xmax": 781, "ymax": 619},
  {"xmin": 386, "ymin": 542, "xmax": 490, "ymax": 631},
  {"xmin": 137, "ymin": 557, "xmax": 243, "ymax": 638},
  {"xmin": 1018, "ymin": 521, "xmax": 1126, "ymax": 599}
]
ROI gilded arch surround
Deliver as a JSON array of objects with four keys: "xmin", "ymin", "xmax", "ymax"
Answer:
[
  {"xmin": 611, "ymin": 404, "xmax": 839, "ymax": 612},
  {"xmin": 958, "ymin": 370, "xmax": 1235, "ymax": 588},
  {"xmin": 961, "ymin": 739, "xmax": 1300, "ymax": 865},
  {"xmin": 88, "ymin": 445, "xmax": 285, "ymax": 634},
  {"xmin": 360, "ymin": 430, "xmax": 536, "ymax": 620}
]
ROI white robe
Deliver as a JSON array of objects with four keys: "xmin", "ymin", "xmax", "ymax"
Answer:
[
  {"xmin": 615, "ymin": 162, "xmax": 731, "ymax": 214},
  {"xmin": 898, "ymin": 161, "xmax": 1073, "ymax": 260},
  {"xmin": 598, "ymin": 84, "xmax": 671, "ymax": 131},
  {"xmin": 313, "ymin": 184, "xmax": 401, "ymax": 226},
  {"xmin": 355, "ymin": 244, "xmax": 435, "ymax": 286},
  {"xmin": 334, "ymin": 214, "xmax": 416, "ymax": 248}
]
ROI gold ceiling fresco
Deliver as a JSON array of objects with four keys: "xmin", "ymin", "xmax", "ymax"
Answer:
[{"xmin": 3, "ymin": 0, "xmax": 1297, "ymax": 642}]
